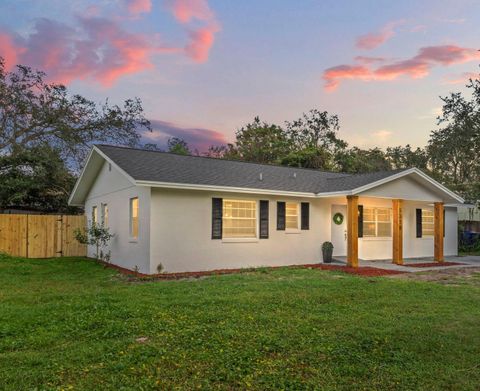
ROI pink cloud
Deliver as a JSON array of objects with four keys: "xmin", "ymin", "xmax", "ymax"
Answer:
[
  {"xmin": 167, "ymin": 0, "xmax": 214, "ymax": 23},
  {"xmin": 126, "ymin": 0, "xmax": 152, "ymax": 16},
  {"xmin": 0, "ymin": 1, "xmax": 220, "ymax": 86},
  {"xmin": 0, "ymin": 33, "xmax": 24, "ymax": 70},
  {"xmin": 4, "ymin": 17, "xmax": 176, "ymax": 86},
  {"xmin": 166, "ymin": 0, "xmax": 220, "ymax": 63},
  {"xmin": 323, "ymin": 65, "xmax": 372, "ymax": 91},
  {"xmin": 323, "ymin": 45, "xmax": 480, "ymax": 91},
  {"xmin": 356, "ymin": 21, "xmax": 404, "ymax": 50},
  {"xmin": 185, "ymin": 25, "xmax": 219, "ymax": 63}
]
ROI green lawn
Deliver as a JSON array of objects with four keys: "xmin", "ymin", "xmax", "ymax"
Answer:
[{"xmin": 1, "ymin": 255, "xmax": 480, "ymax": 390}]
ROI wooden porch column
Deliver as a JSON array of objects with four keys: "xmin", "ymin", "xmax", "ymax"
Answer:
[
  {"xmin": 392, "ymin": 199, "xmax": 403, "ymax": 265},
  {"xmin": 347, "ymin": 195, "xmax": 359, "ymax": 267},
  {"xmin": 434, "ymin": 202, "xmax": 444, "ymax": 262}
]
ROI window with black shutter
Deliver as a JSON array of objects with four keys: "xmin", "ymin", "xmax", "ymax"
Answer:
[
  {"xmin": 212, "ymin": 198, "xmax": 222, "ymax": 239},
  {"xmin": 358, "ymin": 205, "xmax": 363, "ymax": 238},
  {"xmin": 443, "ymin": 209, "xmax": 446, "ymax": 237},
  {"xmin": 259, "ymin": 200, "xmax": 269, "ymax": 238},
  {"xmin": 301, "ymin": 202, "xmax": 309, "ymax": 230},
  {"xmin": 416, "ymin": 208, "xmax": 422, "ymax": 238},
  {"xmin": 277, "ymin": 202, "xmax": 286, "ymax": 230}
]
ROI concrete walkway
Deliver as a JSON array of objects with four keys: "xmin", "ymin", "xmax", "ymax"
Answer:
[{"xmin": 332, "ymin": 255, "xmax": 480, "ymax": 273}]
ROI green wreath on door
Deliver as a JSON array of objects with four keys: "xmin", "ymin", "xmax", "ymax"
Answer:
[{"xmin": 333, "ymin": 212, "xmax": 344, "ymax": 225}]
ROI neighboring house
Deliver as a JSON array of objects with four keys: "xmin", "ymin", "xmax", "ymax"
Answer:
[
  {"xmin": 69, "ymin": 145, "xmax": 464, "ymax": 274},
  {"xmin": 458, "ymin": 204, "xmax": 480, "ymax": 232}
]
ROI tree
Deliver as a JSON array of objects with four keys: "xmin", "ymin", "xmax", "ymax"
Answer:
[
  {"xmin": 335, "ymin": 147, "xmax": 391, "ymax": 174},
  {"xmin": 203, "ymin": 144, "xmax": 233, "ymax": 158},
  {"xmin": 386, "ymin": 145, "xmax": 428, "ymax": 170},
  {"xmin": 74, "ymin": 223, "xmax": 114, "ymax": 261},
  {"xmin": 167, "ymin": 137, "xmax": 190, "ymax": 155},
  {"xmin": 0, "ymin": 58, "xmax": 151, "ymax": 170},
  {"xmin": 280, "ymin": 146, "xmax": 333, "ymax": 169},
  {"xmin": 285, "ymin": 109, "xmax": 347, "ymax": 169},
  {"xmin": 286, "ymin": 109, "xmax": 347, "ymax": 152},
  {"xmin": 227, "ymin": 117, "xmax": 291, "ymax": 164},
  {"xmin": 0, "ymin": 144, "xmax": 78, "ymax": 213},
  {"xmin": 427, "ymin": 69, "xmax": 480, "ymax": 200}
]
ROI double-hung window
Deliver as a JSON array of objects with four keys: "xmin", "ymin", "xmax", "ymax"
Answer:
[
  {"xmin": 285, "ymin": 202, "xmax": 299, "ymax": 230},
  {"xmin": 363, "ymin": 207, "xmax": 392, "ymax": 237},
  {"xmin": 222, "ymin": 200, "xmax": 257, "ymax": 238},
  {"xmin": 421, "ymin": 209, "xmax": 434, "ymax": 236},
  {"xmin": 130, "ymin": 197, "xmax": 139, "ymax": 239}
]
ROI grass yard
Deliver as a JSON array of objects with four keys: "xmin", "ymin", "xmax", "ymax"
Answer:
[{"xmin": 1, "ymin": 255, "xmax": 480, "ymax": 390}]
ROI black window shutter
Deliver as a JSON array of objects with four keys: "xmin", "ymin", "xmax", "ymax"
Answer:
[
  {"xmin": 358, "ymin": 205, "xmax": 363, "ymax": 238},
  {"xmin": 277, "ymin": 202, "xmax": 286, "ymax": 230},
  {"xmin": 416, "ymin": 209, "xmax": 422, "ymax": 238},
  {"xmin": 259, "ymin": 200, "xmax": 269, "ymax": 238},
  {"xmin": 212, "ymin": 198, "xmax": 222, "ymax": 239},
  {"xmin": 301, "ymin": 202, "xmax": 310, "ymax": 230},
  {"xmin": 443, "ymin": 209, "xmax": 446, "ymax": 237}
]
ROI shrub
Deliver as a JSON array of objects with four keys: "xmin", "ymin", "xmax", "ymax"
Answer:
[
  {"xmin": 74, "ymin": 223, "xmax": 114, "ymax": 260},
  {"xmin": 322, "ymin": 241, "xmax": 334, "ymax": 252}
]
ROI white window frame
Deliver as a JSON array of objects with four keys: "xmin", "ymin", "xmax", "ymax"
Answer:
[
  {"xmin": 129, "ymin": 197, "xmax": 139, "ymax": 241},
  {"xmin": 101, "ymin": 203, "xmax": 108, "ymax": 226},
  {"xmin": 285, "ymin": 201, "xmax": 300, "ymax": 232},
  {"xmin": 421, "ymin": 209, "xmax": 434, "ymax": 237},
  {"xmin": 363, "ymin": 207, "xmax": 392, "ymax": 238},
  {"xmin": 222, "ymin": 199, "xmax": 258, "ymax": 240}
]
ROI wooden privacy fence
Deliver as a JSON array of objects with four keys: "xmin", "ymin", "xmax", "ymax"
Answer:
[{"xmin": 0, "ymin": 214, "xmax": 86, "ymax": 258}]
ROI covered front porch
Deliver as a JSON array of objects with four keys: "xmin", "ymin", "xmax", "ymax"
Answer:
[
  {"xmin": 325, "ymin": 168, "xmax": 463, "ymax": 267},
  {"xmin": 343, "ymin": 196, "xmax": 446, "ymax": 267}
]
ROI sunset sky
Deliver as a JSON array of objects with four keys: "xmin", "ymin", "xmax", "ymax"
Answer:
[{"xmin": 1, "ymin": 0, "xmax": 479, "ymax": 151}]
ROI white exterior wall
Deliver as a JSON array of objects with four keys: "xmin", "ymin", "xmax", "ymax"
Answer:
[
  {"xmin": 148, "ymin": 188, "xmax": 458, "ymax": 273},
  {"xmin": 149, "ymin": 188, "xmax": 330, "ymax": 273},
  {"xmin": 84, "ymin": 162, "xmax": 151, "ymax": 274},
  {"xmin": 80, "ymin": 166, "xmax": 459, "ymax": 274}
]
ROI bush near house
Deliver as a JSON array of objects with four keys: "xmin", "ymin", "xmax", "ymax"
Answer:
[{"xmin": 0, "ymin": 254, "xmax": 479, "ymax": 390}]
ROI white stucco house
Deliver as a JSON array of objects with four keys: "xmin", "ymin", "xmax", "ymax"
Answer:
[{"xmin": 69, "ymin": 145, "xmax": 464, "ymax": 274}]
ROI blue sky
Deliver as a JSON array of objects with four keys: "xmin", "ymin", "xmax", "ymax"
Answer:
[{"xmin": 0, "ymin": 0, "xmax": 479, "ymax": 151}]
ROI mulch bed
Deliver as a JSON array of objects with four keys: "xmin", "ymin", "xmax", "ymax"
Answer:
[
  {"xmin": 99, "ymin": 260, "xmax": 405, "ymax": 280},
  {"xmin": 401, "ymin": 262, "xmax": 466, "ymax": 268},
  {"xmin": 304, "ymin": 264, "xmax": 405, "ymax": 277}
]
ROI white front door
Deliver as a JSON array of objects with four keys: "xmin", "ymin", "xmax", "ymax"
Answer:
[{"xmin": 331, "ymin": 205, "xmax": 347, "ymax": 256}]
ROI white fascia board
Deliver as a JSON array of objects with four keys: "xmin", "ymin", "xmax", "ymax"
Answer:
[
  {"xmin": 349, "ymin": 168, "xmax": 464, "ymax": 203},
  {"xmin": 68, "ymin": 148, "xmax": 95, "ymax": 205},
  {"xmin": 136, "ymin": 180, "xmax": 317, "ymax": 198},
  {"xmin": 315, "ymin": 190, "xmax": 351, "ymax": 198},
  {"xmin": 68, "ymin": 146, "xmax": 137, "ymax": 206}
]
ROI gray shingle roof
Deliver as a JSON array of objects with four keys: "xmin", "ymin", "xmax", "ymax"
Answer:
[
  {"xmin": 96, "ymin": 145, "xmax": 406, "ymax": 194},
  {"xmin": 325, "ymin": 169, "xmax": 408, "ymax": 192}
]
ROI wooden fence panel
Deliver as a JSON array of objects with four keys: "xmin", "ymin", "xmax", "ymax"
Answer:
[
  {"xmin": 27, "ymin": 215, "xmax": 60, "ymax": 258},
  {"xmin": 62, "ymin": 215, "xmax": 87, "ymax": 257},
  {"xmin": 0, "ymin": 215, "xmax": 28, "ymax": 257},
  {"xmin": 0, "ymin": 214, "xmax": 86, "ymax": 258}
]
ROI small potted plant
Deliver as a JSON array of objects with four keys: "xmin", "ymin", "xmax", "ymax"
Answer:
[{"xmin": 322, "ymin": 241, "xmax": 334, "ymax": 263}]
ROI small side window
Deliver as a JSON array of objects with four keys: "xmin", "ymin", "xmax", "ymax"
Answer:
[
  {"xmin": 130, "ymin": 197, "xmax": 139, "ymax": 239},
  {"xmin": 101, "ymin": 203, "xmax": 109, "ymax": 226},
  {"xmin": 92, "ymin": 206, "xmax": 98, "ymax": 225}
]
